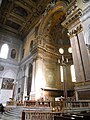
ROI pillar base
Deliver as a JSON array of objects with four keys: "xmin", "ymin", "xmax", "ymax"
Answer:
[
  {"xmin": 75, "ymin": 81, "xmax": 90, "ymax": 100},
  {"xmin": 30, "ymin": 91, "xmax": 36, "ymax": 100}
]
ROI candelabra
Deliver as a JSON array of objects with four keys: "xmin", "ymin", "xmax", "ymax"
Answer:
[{"xmin": 59, "ymin": 48, "xmax": 68, "ymax": 100}]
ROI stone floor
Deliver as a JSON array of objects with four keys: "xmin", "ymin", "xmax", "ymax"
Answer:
[
  {"xmin": 0, "ymin": 114, "xmax": 4, "ymax": 120},
  {"xmin": 0, "ymin": 114, "xmax": 21, "ymax": 120}
]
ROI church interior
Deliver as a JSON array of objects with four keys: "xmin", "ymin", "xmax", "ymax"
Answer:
[{"xmin": 0, "ymin": 0, "xmax": 90, "ymax": 119}]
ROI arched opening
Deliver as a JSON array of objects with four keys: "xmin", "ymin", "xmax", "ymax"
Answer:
[
  {"xmin": 37, "ymin": 1, "xmax": 75, "ymax": 98},
  {"xmin": 27, "ymin": 63, "xmax": 33, "ymax": 100}
]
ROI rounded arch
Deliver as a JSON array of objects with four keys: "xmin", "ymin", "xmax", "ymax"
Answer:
[
  {"xmin": 38, "ymin": 1, "xmax": 67, "ymax": 34},
  {"xmin": 2, "ymin": 69, "xmax": 17, "ymax": 81}
]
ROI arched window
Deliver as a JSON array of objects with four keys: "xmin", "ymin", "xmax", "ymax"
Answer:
[
  {"xmin": 30, "ymin": 40, "xmax": 33, "ymax": 51},
  {"xmin": 22, "ymin": 48, "xmax": 25, "ymax": 58},
  {"xmin": 70, "ymin": 65, "xmax": 76, "ymax": 82},
  {"xmin": 0, "ymin": 44, "xmax": 9, "ymax": 59},
  {"xmin": 60, "ymin": 66, "xmax": 64, "ymax": 82}
]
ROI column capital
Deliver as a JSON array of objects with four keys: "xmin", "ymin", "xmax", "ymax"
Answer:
[
  {"xmin": 67, "ymin": 24, "xmax": 83, "ymax": 38},
  {"xmin": 32, "ymin": 56, "xmax": 44, "ymax": 62}
]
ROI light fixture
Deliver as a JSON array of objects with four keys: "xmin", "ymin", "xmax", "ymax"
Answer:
[
  {"xmin": 68, "ymin": 47, "xmax": 72, "ymax": 53},
  {"xmin": 59, "ymin": 48, "xmax": 64, "ymax": 54}
]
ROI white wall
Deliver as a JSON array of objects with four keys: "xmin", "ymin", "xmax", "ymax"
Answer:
[{"xmin": 0, "ymin": 89, "xmax": 13, "ymax": 106}]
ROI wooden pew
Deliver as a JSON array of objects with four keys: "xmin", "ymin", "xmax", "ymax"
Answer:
[{"xmin": 54, "ymin": 115, "xmax": 75, "ymax": 120}]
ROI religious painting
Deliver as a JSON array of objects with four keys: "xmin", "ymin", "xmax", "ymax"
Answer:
[
  {"xmin": 1, "ymin": 78, "xmax": 14, "ymax": 89},
  {"xmin": 11, "ymin": 49, "xmax": 16, "ymax": 59}
]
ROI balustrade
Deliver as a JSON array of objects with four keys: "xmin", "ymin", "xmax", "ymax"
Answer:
[
  {"xmin": 66, "ymin": 101, "xmax": 90, "ymax": 108},
  {"xmin": 22, "ymin": 111, "xmax": 60, "ymax": 120}
]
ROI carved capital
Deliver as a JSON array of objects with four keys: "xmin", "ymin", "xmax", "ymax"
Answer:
[
  {"xmin": 68, "ymin": 24, "xmax": 83, "ymax": 38},
  {"xmin": 68, "ymin": 29, "xmax": 77, "ymax": 38},
  {"xmin": 76, "ymin": 24, "xmax": 83, "ymax": 33}
]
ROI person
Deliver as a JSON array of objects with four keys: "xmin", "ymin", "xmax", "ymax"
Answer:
[{"xmin": 0, "ymin": 103, "xmax": 5, "ymax": 114}]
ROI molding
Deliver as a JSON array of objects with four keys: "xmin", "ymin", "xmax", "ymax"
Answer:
[
  {"xmin": 81, "ymin": 5, "xmax": 90, "ymax": 22},
  {"xmin": 62, "ymin": 4, "xmax": 82, "ymax": 29},
  {"xmin": 0, "ymin": 58, "xmax": 19, "ymax": 67}
]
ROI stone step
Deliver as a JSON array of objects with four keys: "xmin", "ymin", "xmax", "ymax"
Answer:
[
  {"xmin": 4, "ymin": 111, "xmax": 22, "ymax": 117},
  {"xmin": 2, "ymin": 106, "xmax": 24, "ymax": 120}
]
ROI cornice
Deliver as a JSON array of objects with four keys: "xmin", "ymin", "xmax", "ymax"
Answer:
[{"xmin": 62, "ymin": 8, "xmax": 82, "ymax": 29}]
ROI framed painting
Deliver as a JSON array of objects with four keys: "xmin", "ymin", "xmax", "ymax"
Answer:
[{"xmin": 1, "ymin": 78, "xmax": 14, "ymax": 90}]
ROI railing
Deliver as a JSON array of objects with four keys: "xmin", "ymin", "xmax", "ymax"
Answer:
[
  {"xmin": 24, "ymin": 100, "xmax": 51, "ymax": 107},
  {"xmin": 64, "ymin": 100, "xmax": 90, "ymax": 113},
  {"xmin": 24, "ymin": 111, "xmax": 52, "ymax": 120},
  {"xmin": 66, "ymin": 101, "xmax": 90, "ymax": 108},
  {"xmin": 22, "ymin": 110, "xmax": 61, "ymax": 120}
]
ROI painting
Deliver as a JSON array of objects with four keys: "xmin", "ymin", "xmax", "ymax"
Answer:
[
  {"xmin": 1, "ymin": 78, "xmax": 14, "ymax": 90},
  {"xmin": 11, "ymin": 49, "xmax": 16, "ymax": 59}
]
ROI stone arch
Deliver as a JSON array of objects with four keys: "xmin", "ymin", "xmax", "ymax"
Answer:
[
  {"xmin": 2, "ymin": 69, "xmax": 16, "ymax": 80},
  {"xmin": 38, "ymin": 1, "xmax": 67, "ymax": 35}
]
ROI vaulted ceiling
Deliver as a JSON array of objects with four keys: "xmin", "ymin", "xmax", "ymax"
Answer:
[
  {"xmin": 0, "ymin": 0, "xmax": 73, "ymax": 40},
  {"xmin": 0, "ymin": 0, "xmax": 52, "ymax": 39}
]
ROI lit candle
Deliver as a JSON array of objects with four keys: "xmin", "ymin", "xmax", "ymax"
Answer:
[
  {"xmin": 58, "ymin": 59, "xmax": 60, "ymax": 63},
  {"xmin": 62, "ymin": 55, "xmax": 64, "ymax": 62},
  {"xmin": 66, "ymin": 58, "xmax": 68, "ymax": 63}
]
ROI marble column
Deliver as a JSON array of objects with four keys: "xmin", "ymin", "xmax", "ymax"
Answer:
[
  {"xmin": 62, "ymin": 2, "xmax": 90, "ymax": 99},
  {"xmin": 30, "ymin": 57, "xmax": 44, "ymax": 100},
  {"xmin": 30, "ymin": 59, "xmax": 36, "ymax": 100},
  {"xmin": 77, "ymin": 29, "xmax": 90, "ymax": 80},
  {"xmin": 23, "ymin": 65, "xmax": 29, "ymax": 101},
  {"xmin": 62, "ymin": 3, "xmax": 90, "ymax": 82},
  {"xmin": 70, "ymin": 34, "xmax": 85, "ymax": 82}
]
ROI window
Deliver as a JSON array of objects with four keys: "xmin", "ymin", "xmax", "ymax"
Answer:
[
  {"xmin": 22, "ymin": 48, "xmax": 25, "ymax": 58},
  {"xmin": 70, "ymin": 65, "xmax": 76, "ymax": 82},
  {"xmin": 0, "ymin": 44, "xmax": 9, "ymax": 59},
  {"xmin": 30, "ymin": 40, "xmax": 33, "ymax": 51},
  {"xmin": 60, "ymin": 66, "xmax": 63, "ymax": 82},
  {"xmin": 18, "ymin": 88, "xmax": 20, "ymax": 93}
]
